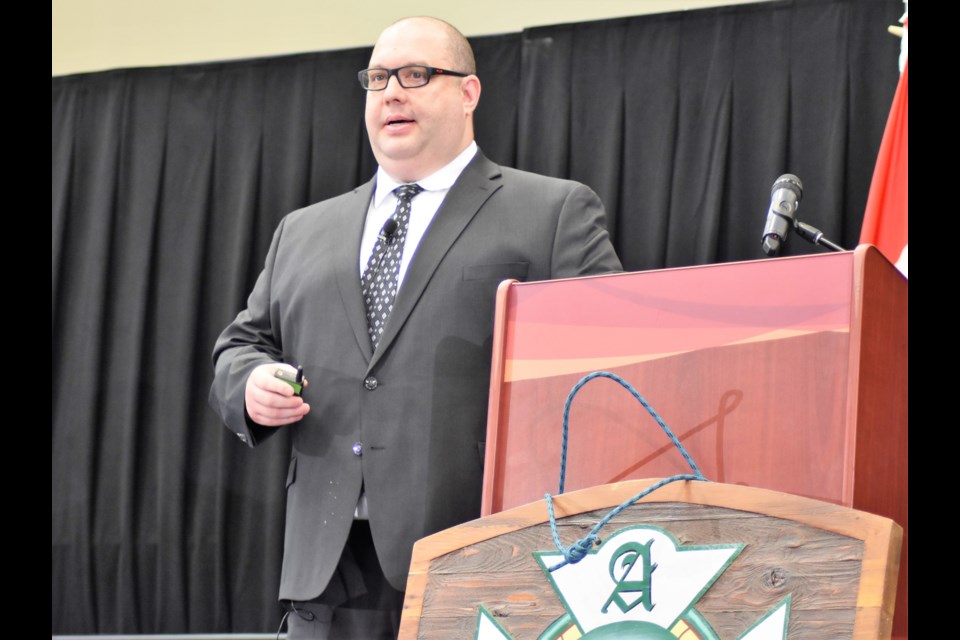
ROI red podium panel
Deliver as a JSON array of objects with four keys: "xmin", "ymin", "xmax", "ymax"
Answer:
[{"xmin": 481, "ymin": 245, "xmax": 907, "ymax": 635}]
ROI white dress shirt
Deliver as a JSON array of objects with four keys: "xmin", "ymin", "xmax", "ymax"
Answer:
[{"xmin": 358, "ymin": 141, "xmax": 479, "ymax": 286}]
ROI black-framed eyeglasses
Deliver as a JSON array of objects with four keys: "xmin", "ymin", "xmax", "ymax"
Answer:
[{"xmin": 358, "ymin": 65, "xmax": 469, "ymax": 91}]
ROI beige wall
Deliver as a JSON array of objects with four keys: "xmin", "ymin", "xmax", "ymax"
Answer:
[{"xmin": 52, "ymin": 0, "xmax": 768, "ymax": 76}]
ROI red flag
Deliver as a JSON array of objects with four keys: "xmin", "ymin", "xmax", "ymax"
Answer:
[{"xmin": 860, "ymin": 60, "xmax": 908, "ymax": 276}]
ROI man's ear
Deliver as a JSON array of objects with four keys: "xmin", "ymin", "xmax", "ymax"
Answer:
[{"xmin": 461, "ymin": 75, "xmax": 481, "ymax": 115}]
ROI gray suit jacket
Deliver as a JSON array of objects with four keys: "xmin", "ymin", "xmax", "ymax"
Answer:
[{"xmin": 209, "ymin": 150, "xmax": 622, "ymax": 600}]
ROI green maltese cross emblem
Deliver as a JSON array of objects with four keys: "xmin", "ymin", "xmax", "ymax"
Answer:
[{"xmin": 475, "ymin": 526, "xmax": 791, "ymax": 640}]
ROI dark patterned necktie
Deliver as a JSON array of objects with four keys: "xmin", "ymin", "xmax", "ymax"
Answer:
[{"xmin": 361, "ymin": 183, "xmax": 424, "ymax": 349}]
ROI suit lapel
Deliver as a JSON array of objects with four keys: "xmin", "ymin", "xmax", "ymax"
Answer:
[
  {"xmin": 367, "ymin": 152, "xmax": 503, "ymax": 372},
  {"xmin": 333, "ymin": 177, "xmax": 377, "ymax": 363}
]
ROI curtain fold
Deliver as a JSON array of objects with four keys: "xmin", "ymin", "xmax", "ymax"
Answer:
[{"xmin": 52, "ymin": 1, "xmax": 902, "ymax": 632}]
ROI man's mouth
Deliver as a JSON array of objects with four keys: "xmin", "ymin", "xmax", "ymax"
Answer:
[{"xmin": 385, "ymin": 117, "xmax": 415, "ymax": 127}]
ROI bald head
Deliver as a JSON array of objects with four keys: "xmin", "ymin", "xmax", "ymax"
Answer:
[
  {"xmin": 384, "ymin": 17, "xmax": 476, "ymax": 75},
  {"xmin": 364, "ymin": 16, "xmax": 482, "ymax": 182}
]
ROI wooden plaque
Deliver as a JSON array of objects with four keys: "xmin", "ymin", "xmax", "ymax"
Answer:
[{"xmin": 402, "ymin": 480, "xmax": 901, "ymax": 639}]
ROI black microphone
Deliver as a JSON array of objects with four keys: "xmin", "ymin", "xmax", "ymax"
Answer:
[
  {"xmin": 367, "ymin": 218, "xmax": 400, "ymax": 276},
  {"xmin": 378, "ymin": 218, "xmax": 399, "ymax": 244},
  {"xmin": 761, "ymin": 174, "xmax": 803, "ymax": 257}
]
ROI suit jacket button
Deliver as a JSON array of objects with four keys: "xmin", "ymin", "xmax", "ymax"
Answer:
[
  {"xmin": 352, "ymin": 442, "xmax": 363, "ymax": 456},
  {"xmin": 364, "ymin": 376, "xmax": 378, "ymax": 390}
]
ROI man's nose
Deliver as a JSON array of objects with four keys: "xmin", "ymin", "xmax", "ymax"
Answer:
[{"xmin": 382, "ymin": 74, "xmax": 406, "ymax": 99}]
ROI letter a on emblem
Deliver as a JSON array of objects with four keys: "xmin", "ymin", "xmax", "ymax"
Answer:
[{"xmin": 601, "ymin": 540, "xmax": 658, "ymax": 614}]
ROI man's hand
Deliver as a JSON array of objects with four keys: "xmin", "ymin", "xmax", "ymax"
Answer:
[{"xmin": 245, "ymin": 363, "xmax": 311, "ymax": 427}]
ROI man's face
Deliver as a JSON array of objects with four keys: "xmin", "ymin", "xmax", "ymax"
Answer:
[{"xmin": 364, "ymin": 19, "xmax": 480, "ymax": 183}]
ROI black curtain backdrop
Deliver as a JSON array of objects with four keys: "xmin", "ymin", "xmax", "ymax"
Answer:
[{"xmin": 52, "ymin": 0, "xmax": 901, "ymax": 633}]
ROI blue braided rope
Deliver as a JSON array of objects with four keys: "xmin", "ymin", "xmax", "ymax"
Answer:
[
  {"xmin": 547, "ymin": 371, "xmax": 709, "ymax": 571},
  {"xmin": 545, "ymin": 475, "xmax": 704, "ymax": 570},
  {"xmin": 559, "ymin": 371, "xmax": 704, "ymax": 493}
]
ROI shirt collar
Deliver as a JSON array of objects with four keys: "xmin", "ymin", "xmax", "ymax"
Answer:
[{"xmin": 372, "ymin": 141, "xmax": 478, "ymax": 207}]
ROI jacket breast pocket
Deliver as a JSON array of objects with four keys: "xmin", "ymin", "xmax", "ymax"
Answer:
[{"xmin": 462, "ymin": 261, "xmax": 530, "ymax": 283}]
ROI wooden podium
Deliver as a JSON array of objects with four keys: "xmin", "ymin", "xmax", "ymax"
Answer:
[
  {"xmin": 479, "ymin": 246, "xmax": 907, "ymax": 635},
  {"xmin": 402, "ymin": 479, "xmax": 902, "ymax": 639}
]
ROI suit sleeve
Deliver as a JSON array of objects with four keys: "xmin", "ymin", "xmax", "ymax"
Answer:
[
  {"xmin": 208, "ymin": 217, "xmax": 289, "ymax": 447},
  {"xmin": 550, "ymin": 183, "xmax": 623, "ymax": 278}
]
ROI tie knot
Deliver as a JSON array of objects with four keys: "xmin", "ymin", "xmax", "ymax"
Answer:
[{"xmin": 394, "ymin": 183, "xmax": 423, "ymax": 203}]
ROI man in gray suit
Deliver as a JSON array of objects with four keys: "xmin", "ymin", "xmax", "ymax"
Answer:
[{"xmin": 209, "ymin": 16, "xmax": 621, "ymax": 639}]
